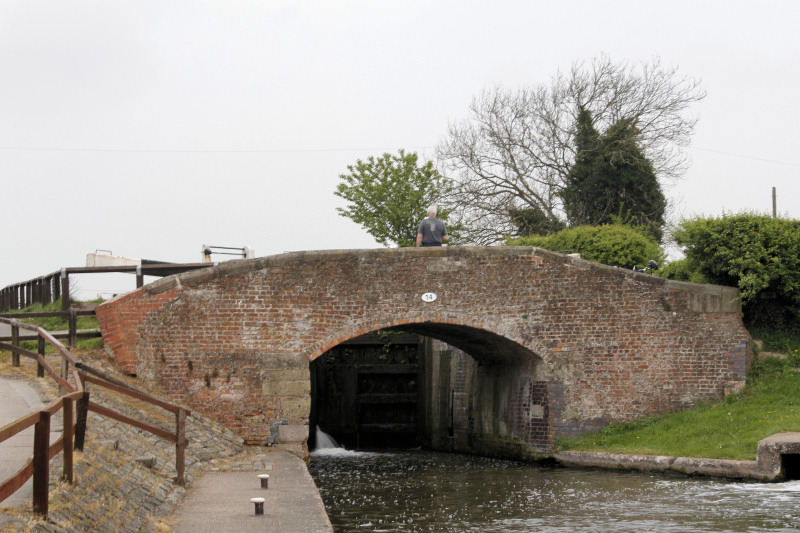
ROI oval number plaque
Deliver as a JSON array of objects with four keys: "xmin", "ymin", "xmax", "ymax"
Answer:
[{"xmin": 421, "ymin": 292, "xmax": 438, "ymax": 303}]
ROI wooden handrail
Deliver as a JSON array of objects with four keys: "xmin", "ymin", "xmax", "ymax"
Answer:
[
  {"xmin": 0, "ymin": 342, "xmax": 75, "ymax": 392},
  {"xmin": 87, "ymin": 402, "xmax": 177, "ymax": 443},
  {"xmin": 0, "ymin": 313, "xmax": 189, "ymax": 517},
  {"xmin": 38, "ymin": 327, "xmax": 80, "ymax": 366},
  {"xmin": 82, "ymin": 373, "xmax": 178, "ymax": 413},
  {"xmin": 0, "ymin": 310, "xmax": 96, "ymax": 319},
  {"xmin": 0, "ymin": 315, "xmax": 101, "ymax": 349},
  {"xmin": 0, "ymin": 458, "xmax": 34, "ymax": 505},
  {"xmin": 0, "ymin": 411, "xmax": 41, "ymax": 444},
  {"xmin": 0, "ymin": 316, "xmax": 39, "ymax": 331}
]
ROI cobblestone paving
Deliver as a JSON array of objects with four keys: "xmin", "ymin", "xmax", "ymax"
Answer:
[{"xmin": 1, "ymin": 350, "xmax": 271, "ymax": 532}]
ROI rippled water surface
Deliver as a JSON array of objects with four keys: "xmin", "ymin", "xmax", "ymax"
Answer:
[{"xmin": 308, "ymin": 449, "xmax": 800, "ymax": 532}]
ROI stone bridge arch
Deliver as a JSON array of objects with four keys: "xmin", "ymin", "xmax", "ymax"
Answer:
[
  {"xmin": 96, "ymin": 247, "xmax": 751, "ymax": 459},
  {"xmin": 307, "ymin": 312, "xmax": 549, "ymax": 364},
  {"xmin": 310, "ymin": 317, "xmax": 550, "ymax": 457}
]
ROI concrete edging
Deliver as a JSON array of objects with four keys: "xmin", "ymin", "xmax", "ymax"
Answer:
[{"xmin": 554, "ymin": 432, "xmax": 800, "ymax": 481}]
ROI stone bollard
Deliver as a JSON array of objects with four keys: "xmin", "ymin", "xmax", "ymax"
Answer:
[
  {"xmin": 251, "ymin": 497, "xmax": 265, "ymax": 515},
  {"xmin": 258, "ymin": 474, "xmax": 270, "ymax": 489}
]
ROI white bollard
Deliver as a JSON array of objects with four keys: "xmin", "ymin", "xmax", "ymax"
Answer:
[{"xmin": 251, "ymin": 497, "xmax": 265, "ymax": 515}]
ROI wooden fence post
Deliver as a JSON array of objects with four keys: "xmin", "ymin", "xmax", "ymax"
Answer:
[
  {"xmin": 68, "ymin": 308, "xmax": 77, "ymax": 348},
  {"xmin": 59, "ymin": 354, "xmax": 70, "ymax": 396},
  {"xmin": 11, "ymin": 324, "xmax": 19, "ymax": 367},
  {"xmin": 61, "ymin": 272, "xmax": 69, "ymax": 312},
  {"xmin": 53, "ymin": 275, "xmax": 60, "ymax": 303},
  {"xmin": 44, "ymin": 276, "xmax": 52, "ymax": 305},
  {"xmin": 74, "ymin": 386, "xmax": 90, "ymax": 452},
  {"xmin": 62, "ymin": 398, "xmax": 74, "ymax": 484},
  {"xmin": 176, "ymin": 408, "xmax": 187, "ymax": 486},
  {"xmin": 32, "ymin": 409, "xmax": 51, "ymax": 516},
  {"xmin": 37, "ymin": 337, "xmax": 45, "ymax": 378}
]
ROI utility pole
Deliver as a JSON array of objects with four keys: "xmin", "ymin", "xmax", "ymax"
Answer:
[{"xmin": 772, "ymin": 187, "xmax": 777, "ymax": 219}]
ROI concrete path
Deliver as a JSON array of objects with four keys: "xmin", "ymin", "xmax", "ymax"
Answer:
[
  {"xmin": 0, "ymin": 377, "xmax": 62, "ymax": 509},
  {"xmin": 0, "ymin": 321, "xmax": 96, "ymax": 342},
  {"xmin": 0, "ymin": 321, "xmax": 40, "ymax": 340},
  {"xmin": 172, "ymin": 450, "xmax": 332, "ymax": 533}
]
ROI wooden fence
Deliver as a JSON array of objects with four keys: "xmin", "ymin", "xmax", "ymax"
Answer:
[
  {"xmin": 0, "ymin": 317, "xmax": 189, "ymax": 517},
  {"xmin": 0, "ymin": 263, "xmax": 210, "ymax": 313},
  {"xmin": 0, "ymin": 307, "xmax": 101, "ymax": 348}
]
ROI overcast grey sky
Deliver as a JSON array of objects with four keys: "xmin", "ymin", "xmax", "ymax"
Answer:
[{"xmin": 2, "ymin": 0, "xmax": 798, "ymax": 299}]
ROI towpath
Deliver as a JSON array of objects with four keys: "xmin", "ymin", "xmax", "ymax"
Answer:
[
  {"xmin": 0, "ymin": 377, "xmax": 62, "ymax": 518},
  {"xmin": 171, "ymin": 451, "xmax": 332, "ymax": 533}
]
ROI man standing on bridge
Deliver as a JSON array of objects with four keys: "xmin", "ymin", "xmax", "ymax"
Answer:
[{"xmin": 416, "ymin": 205, "xmax": 448, "ymax": 247}]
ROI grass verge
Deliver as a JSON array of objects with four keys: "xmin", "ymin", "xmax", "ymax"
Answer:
[
  {"xmin": 556, "ymin": 355, "xmax": 800, "ymax": 460},
  {"xmin": 2, "ymin": 298, "xmax": 103, "ymax": 350}
]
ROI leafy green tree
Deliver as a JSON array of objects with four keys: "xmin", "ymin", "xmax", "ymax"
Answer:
[
  {"xmin": 672, "ymin": 213, "xmax": 800, "ymax": 331},
  {"xmin": 561, "ymin": 108, "xmax": 667, "ymax": 241},
  {"xmin": 507, "ymin": 224, "xmax": 665, "ymax": 270},
  {"xmin": 508, "ymin": 206, "xmax": 565, "ymax": 237},
  {"xmin": 334, "ymin": 150, "xmax": 458, "ymax": 247}
]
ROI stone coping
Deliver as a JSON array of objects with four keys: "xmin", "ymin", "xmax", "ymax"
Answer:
[
  {"xmin": 555, "ymin": 432, "xmax": 800, "ymax": 481},
  {"xmin": 141, "ymin": 246, "xmax": 740, "ymax": 314}
]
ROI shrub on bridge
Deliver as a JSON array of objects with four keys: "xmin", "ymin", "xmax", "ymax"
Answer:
[
  {"xmin": 507, "ymin": 223, "xmax": 665, "ymax": 271},
  {"xmin": 670, "ymin": 213, "xmax": 800, "ymax": 331}
]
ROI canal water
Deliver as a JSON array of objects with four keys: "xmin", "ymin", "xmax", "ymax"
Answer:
[{"xmin": 308, "ymin": 446, "xmax": 800, "ymax": 532}]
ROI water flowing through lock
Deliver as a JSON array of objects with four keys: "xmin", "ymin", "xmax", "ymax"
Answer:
[
  {"xmin": 315, "ymin": 427, "xmax": 339, "ymax": 450},
  {"xmin": 308, "ymin": 449, "xmax": 800, "ymax": 533}
]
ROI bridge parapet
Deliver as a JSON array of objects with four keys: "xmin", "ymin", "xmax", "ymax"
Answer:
[{"xmin": 96, "ymin": 247, "xmax": 750, "ymax": 455}]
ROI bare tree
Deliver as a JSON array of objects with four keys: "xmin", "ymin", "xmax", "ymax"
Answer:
[{"xmin": 437, "ymin": 55, "xmax": 706, "ymax": 244}]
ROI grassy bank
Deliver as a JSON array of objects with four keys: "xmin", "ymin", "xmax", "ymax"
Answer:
[
  {"xmin": 2, "ymin": 299, "xmax": 104, "ymax": 350},
  {"xmin": 557, "ymin": 346, "xmax": 800, "ymax": 460}
]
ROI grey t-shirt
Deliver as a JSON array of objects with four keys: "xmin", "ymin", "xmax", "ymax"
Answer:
[{"xmin": 418, "ymin": 217, "xmax": 447, "ymax": 245}]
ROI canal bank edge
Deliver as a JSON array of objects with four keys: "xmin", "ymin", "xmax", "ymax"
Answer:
[
  {"xmin": 554, "ymin": 432, "xmax": 800, "ymax": 481},
  {"xmin": 0, "ymin": 356, "xmax": 332, "ymax": 533}
]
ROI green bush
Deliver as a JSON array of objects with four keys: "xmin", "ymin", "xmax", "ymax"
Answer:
[
  {"xmin": 656, "ymin": 257, "xmax": 707, "ymax": 284},
  {"xmin": 673, "ymin": 213, "xmax": 800, "ymax": 331},
  {"xmin": 507, "ymin": 224, "xmax": 665, "ymax": 270}
]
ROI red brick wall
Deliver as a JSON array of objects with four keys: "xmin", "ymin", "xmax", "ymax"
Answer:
[
  {"xmin": 96, "ymin": 288, "xmax": 180, "ymax": 374},
  {"xmin": 96, "ymin": 247, "xmax": 750, "ymax": 450}
]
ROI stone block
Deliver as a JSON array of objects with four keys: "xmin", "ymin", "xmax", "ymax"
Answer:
[
  {"xmin": 755, "ymin": 432, "xmax": 800, "ymax": 480},
  {"xmin": 281, "ymin": 396, "xmax": 311, "ymax": 420},
  {"xmin": 262, "ymin": 379, "xmax": 311, "ymax": 397},
  {"xmin": 672, "ymin": 457, "xmax": 758, "ymax": 479},
  {"xmin": 278, "ymin": 424, "xmax": 309, "ymax": 444},
  {"xmin": 135, "ymin": 456, "xmax": 157, "ymax": 468},
  {"xmin": 555, "ymin": 451, "xmax": 675, "ymax": 472}
]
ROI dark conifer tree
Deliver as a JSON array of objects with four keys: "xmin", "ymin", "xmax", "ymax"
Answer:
[{"xmin": 561, "ymin": 107, "xmax": 666, "ymax": 241}]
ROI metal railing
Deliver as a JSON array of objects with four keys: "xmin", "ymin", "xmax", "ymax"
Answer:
[{"xmin": 0, "ymin": 317, "xmax": 190, "ymax": 517}]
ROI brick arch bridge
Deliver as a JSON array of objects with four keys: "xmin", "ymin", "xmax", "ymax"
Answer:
[{"xmin": 96, "ymin": 247, "xmax": 750, "ymax": 459}]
